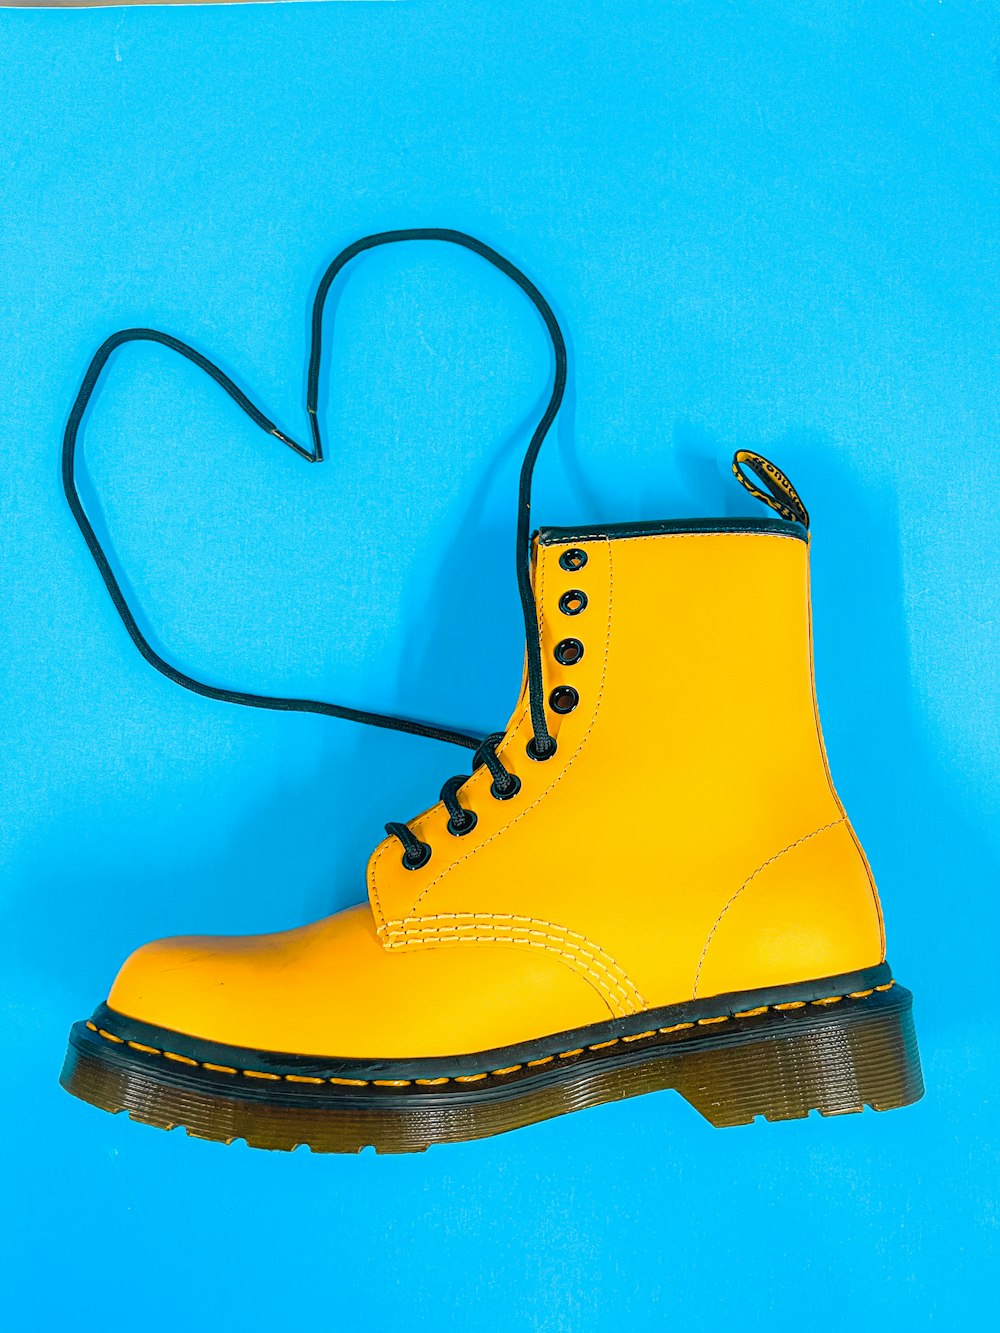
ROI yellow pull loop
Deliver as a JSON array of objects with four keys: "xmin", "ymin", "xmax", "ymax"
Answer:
[{"xmin": 731, "ymin": 450, "xmax": 810, "ymax": 529}]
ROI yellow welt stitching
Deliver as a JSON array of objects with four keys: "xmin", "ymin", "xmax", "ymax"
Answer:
[{"xmin": 86, "ymin": 977, "xmax": 896, "ymax": 1092}]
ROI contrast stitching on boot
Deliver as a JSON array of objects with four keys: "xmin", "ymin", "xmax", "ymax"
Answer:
[
  {"xmin": 379, "ymin": 912, "xmax": 645, "ymax": 1015},
  {"xmin": 386, "ymin": 930, "xmax": 629, "ymax": 1017},
  {"xmin": 399, "ymin": 538, "xmax": 615, "ymax": 917},
  {"xmin": 83, "ymin": 980, "xmax": 896, "ymax": 1088},
  {"xmin": 691, "ymin": 818, "xmax": 845, "ymax": 997}
]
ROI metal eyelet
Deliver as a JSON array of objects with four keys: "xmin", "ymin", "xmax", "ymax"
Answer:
[
  {"xmin": 446, "ymin": 810, "xmax": 478, "ymax": 837},
  {"xmin": 549, "ymin": 686, "xmax": 579, "ymax": 715},
  {"xmin": 490, "ymin": 774, "xmax": 522, "ymax": 801},
  {"xmin": 559, "ymin": 548, "xmax": 588, "ymax": 572},
  {"xmin": 401, "ymin": 842, "xmax": 432, "ymax": 870},
  {"xmin": 559, "ymin": 589, "xmax": 588, "ymax": 616},
  {"xmin": 554, "ymin": 637, "xmax": 584, "ymax": 666},
  {"xmin": 526, "ymin": 737, "xmax": 558, "ymax": 761}
]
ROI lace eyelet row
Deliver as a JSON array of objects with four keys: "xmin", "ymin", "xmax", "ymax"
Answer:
[
  {"xmin": 397, "ymin": 547, "xmax": 590, "ymax": 868},
  {"xmin": 551, "ymin": 551, "xmax": 586, "ymax": 717}
]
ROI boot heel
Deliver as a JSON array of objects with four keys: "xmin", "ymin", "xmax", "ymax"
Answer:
[{"xmin": 673, "ymin": 984, "xmax": 923, "ymax": 1127}]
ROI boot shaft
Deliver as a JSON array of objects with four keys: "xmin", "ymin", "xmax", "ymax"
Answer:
[{"xmin": 370, "ymin": 516, "xmax": 884, "ymax": 1011}]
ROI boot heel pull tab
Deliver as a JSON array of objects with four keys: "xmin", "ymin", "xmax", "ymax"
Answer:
[{"xmin": 731, "ymin": 451, "xmax": 810, "ymax": 529}]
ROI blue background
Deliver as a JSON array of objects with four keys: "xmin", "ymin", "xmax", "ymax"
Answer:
[{"xmin": 1, "ymin": 2, "xmax": 997, "ymax": 1327}]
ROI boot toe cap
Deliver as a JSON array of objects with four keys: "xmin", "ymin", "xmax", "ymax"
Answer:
[{"xmin": 107, "ymin": 932, "xmax": 260, "ymax": 1044}]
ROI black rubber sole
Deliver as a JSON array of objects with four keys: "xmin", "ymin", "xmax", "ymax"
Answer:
[{"xmin": 60, "ymin": 967, "xmax": 923, "ymax": 1153}]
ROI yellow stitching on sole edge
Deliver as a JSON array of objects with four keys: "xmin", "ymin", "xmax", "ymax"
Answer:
[{"xmin": 84, "ymin": 978, "xmax": 896, "ymax": 1089}]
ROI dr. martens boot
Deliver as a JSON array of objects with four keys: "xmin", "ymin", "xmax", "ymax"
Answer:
[{"xmin": 61, "ymin": 450, "xmax": 923, "ymax": 1151}]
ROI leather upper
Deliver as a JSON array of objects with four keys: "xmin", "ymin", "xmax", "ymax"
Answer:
[{"xmin": 108, "ymin": 526, "xmax": 884, "ymax": 1058}]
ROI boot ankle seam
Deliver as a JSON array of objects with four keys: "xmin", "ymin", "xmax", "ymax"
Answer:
[{"xmin": 692, "ymin": 817, "xmax": 846, "ymax": 998}]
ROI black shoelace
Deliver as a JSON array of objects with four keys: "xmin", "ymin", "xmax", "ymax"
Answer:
[{"xmin": 63, "ymin": 229, "xmax": 567, "ymax": 835}]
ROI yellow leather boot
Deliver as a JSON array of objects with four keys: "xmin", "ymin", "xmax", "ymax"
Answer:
[{"xmin": 61, "ymin": 448, "xmax": 922, "ymax": 1151}]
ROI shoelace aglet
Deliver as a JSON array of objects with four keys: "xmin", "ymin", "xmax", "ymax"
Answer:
[{"xmin": 270, "ymin": 426, "xmax": 318, "ymax": 463}]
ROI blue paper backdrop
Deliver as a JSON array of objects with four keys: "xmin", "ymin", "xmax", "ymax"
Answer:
[{"xmin": 1, "ymin": 2, "xmax": 997, "ymax": 1328}]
